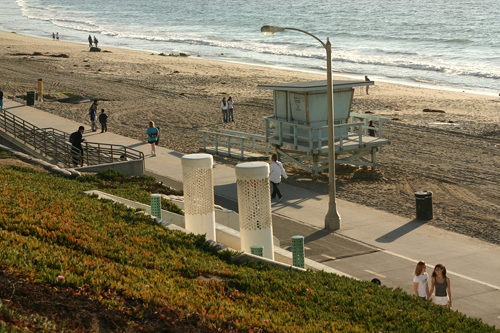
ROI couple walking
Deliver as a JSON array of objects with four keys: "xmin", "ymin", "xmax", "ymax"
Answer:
[
  {"xmin": 220, "ymin": 96, "xmax": 234, "ymax": 123},
  {"xmin": 88, "ymin": 100, "xmax": 108, "ymax": 132},
  {"xmin": 413, "ymin": 261, "xmax": 452, "ymax": 307}
]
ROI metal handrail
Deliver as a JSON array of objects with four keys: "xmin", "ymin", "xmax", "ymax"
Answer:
[{"xmin": 0, "ymin": 109, "xmax": 144, "ymax": 167}]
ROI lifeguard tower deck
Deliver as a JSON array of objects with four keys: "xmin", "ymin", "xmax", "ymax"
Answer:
[{"xmin": 199, "ymin": 79, "xmax": 390, "ymax": 176}]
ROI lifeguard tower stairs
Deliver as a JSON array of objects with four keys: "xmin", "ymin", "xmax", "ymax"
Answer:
[{"xmin": 200, "ymin": 79, "xmax": 390, "ymax": 176}]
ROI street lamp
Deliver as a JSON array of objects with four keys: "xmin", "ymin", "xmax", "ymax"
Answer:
[{"xmin": 261, "ymin": 25, "xmax": 341, "ymax": 230}]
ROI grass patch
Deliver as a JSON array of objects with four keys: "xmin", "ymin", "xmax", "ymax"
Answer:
[{"xmin": 0, "ymin": 165, "xmax": 497, "ymax": 332}]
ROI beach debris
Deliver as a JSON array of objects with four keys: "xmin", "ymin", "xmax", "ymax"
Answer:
[
  {"xmin": 364, "ymin": 111, "xmax": 374, "ymax": 114},
  {"xmin": 89, "ymin": 47, "xmax": 101, "ymax": 52},
  {"xmin": 50, "ymin": 54, "xmax": 69, "ymax": 58},
  {"xmin": 423, "ymin": 108, "xmax": 446, "ymax": 113},
  {"xmin": 179, "ymin": 93, "xmax": 185, "ymax": 96},
  {"xmin": 391, "ymin": 117, "xmax": 401, "ymax": 121},
  {"xmin": 173, "ymin": 70, "xmax": 179, "ymax": 73}
]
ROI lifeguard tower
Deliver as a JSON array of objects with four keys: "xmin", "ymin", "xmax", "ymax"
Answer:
[
  {"xmin": 199, "ymin": 79, "xmax": 390, "ymax": 176},
  {"xmin": 259, "ymin": 79, "xmax": 390, "ymax": 175}
]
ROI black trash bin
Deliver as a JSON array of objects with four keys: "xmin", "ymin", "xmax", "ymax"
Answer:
[
  {"xmin": 415, "ymin": 190, "xmax": 433, "ymax": 220},
  {"xmin": 26, "ymin": 91, "xmax": 36, "ymax": 106}
]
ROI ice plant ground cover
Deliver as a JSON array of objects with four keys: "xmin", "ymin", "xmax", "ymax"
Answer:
[{"xmin": 0, "ymin": 161, "xmax": 497, "ymax": 332}]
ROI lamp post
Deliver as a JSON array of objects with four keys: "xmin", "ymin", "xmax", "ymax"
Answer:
[{"xmin": 261, "ymin": 25, "xmax": 340, "ymax": 230}]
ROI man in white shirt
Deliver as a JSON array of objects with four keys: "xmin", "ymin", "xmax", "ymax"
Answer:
[{"xmin": 269, "ymin": 153, "xmax": 288, "ymax": 202}]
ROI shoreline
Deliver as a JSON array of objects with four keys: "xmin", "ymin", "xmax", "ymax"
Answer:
[{"xmin": 2, "ymin": 28, "xmax": 498, "ymax": 98}]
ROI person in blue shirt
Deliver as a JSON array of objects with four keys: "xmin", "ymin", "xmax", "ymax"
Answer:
[{"xmin": 146, "ymin": 120, "xmax": 159, "ymax": 156}]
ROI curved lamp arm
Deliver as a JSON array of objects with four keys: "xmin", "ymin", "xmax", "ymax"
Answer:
[{"xmin": 261, "ymin": 25, "xmax": 327, "ymax": 49}]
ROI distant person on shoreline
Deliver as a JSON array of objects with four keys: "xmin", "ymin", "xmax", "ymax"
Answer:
[
  {"xmin": 428, "ymin": 263, "xmax": 452, "ymax": 307},
  {"xmin": 365, "ymin": 75, "xmax": 370, "ymax": 95},
  {"xmin": 88, "ymin": 35, "xmax": 93, "ymax": 47},
  {"xmin": 269, "ymin": 153, "xmax": 288, "ymax": 202},
  {"xmin": 413, "ymin": 261, "xmax": 429, "ymax": 301},
  {"xmin": 98, "ymin": 109, "xmax": 108, "ymax": 133},
  {"xmin": 227, "ymin": 96, "xmax": 234, "ymax": 122},
  {"xmin": 56, "ymin": 32, "xmax": 59, "ymax": 41},
  {"xmin": 146, "ymin": 120, "xmax": 159, "ymax": 156},
  {"xmin": 52, "ymin": 32, "xmax": 55, "ymax": 40},
  {"xmin": 69, "ymin": 126, "xmax": 86, "ymax": 167},
  {"xmin": 221, "ymin": 97, "xmax": 228, "ymax": 123},
  {"xmin": 93, "ymin": 36, "xmax": 98, "ymax": 48}
]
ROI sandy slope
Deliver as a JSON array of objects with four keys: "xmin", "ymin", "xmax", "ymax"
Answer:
[{"xmin": 1, "ymin": 31, "xmax": 499, "ymax": 245}]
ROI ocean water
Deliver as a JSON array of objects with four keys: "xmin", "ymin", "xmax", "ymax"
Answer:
[{"xmin": 1, "ymin": 0, "xmax": 499, "ymax": 95}]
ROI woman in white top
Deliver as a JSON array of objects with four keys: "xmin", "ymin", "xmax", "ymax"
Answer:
[
  {"xmin": 227, "ymin": 96, "xmax": 234, "ymax": 122},
  {"xmin": 221, "ymin": 97, "xmax": 228, "ymax": 123},
  {"xmin": 413, "ymin": 261, "xmax": 429, "ymax": 301},
  {"xmin": 269, "ymin": 153, "xmax": 288, "ymax": 202}
]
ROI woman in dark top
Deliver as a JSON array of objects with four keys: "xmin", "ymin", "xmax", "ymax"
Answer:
[{"xmin": 428, "ymin": 263, "xmax": 452, "ymax": 307}]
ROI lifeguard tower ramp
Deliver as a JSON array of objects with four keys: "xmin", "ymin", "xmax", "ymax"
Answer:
[{"xmin": 258, "ymin": 79, "xmax": 390, "ymax": 176}]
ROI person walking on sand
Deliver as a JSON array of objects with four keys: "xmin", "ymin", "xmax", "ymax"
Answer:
[
  {"xmin": 89, "ymin": 100, "xmax": 99, "ymax": 132},
  {"xmin": 88, "ymin": 35, "xmax": 93, "ymax": 47},
  {"xmin": 0, "ymin": 87, "xmax": 3, "ymax": 111},
  {"xmin": 93, "ymin": 36, "xmax": 98, "ymax": 48},
  {"xmin": 146, "ymin": 120, "xmax": 159, "ymax": 156},
  {"xmin": 98, "ymin": 109, "xmax": 108, "ymax": 133},
  {"xmin": 221, "ymin": 97, "xmax": 228, "ymax": 123},
  {"xmin": 365, "ymin": 75, "xmax": 370, "ymax": 95},
  {"xmin": 227, "ymin": 96, "xmax": 235, "ymax": 122},
  {"xmin": 428, "ymin": 263, "xmax": 452, "ymax": 307},
  {"xmin": 413, "ymin": 261, "xmax": 429, "ymax": 301},
  {"xmin": 69, "ymin": 126, "xmax": 86, "ymax": 167},
  {"xmin": 269, "ymin": 153, "xmax": 288, "ymax": 202}
]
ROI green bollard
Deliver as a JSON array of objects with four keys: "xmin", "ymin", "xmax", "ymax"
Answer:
[
  {"xmin": 251, "ymin": 245, "xmax": 264, "ymax": 257},
  {"xmin": 292, "ymin": 235, "xmax": 305, "ymax": 268},
  {"xmin": 150, "ymin": 194, "xmax": 162, "ymax": 219}
]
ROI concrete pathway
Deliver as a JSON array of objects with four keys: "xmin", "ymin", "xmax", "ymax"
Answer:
[{"xmin": 2, "ymin": 99, "xmax": 499, "ymax": 328}]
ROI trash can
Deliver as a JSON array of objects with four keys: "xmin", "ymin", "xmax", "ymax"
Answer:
[
  {"xmin": 26, "ymin": 91, "xmax": 36, "ymax": 106},
  {"xmin": 415, "ymin": 190, "xmax": 433, "ymax": 220}
]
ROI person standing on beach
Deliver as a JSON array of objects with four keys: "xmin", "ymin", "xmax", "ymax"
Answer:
[
  {"xmin": 56, "ymin": 32, "xmax": 59, "ymax": 41},
  {"xmin": 368, "ymin": 120, "xmax": 376, "ymax": 137},
  {"xmin": 0, "ymin": 87, "xmax": 4, "ymax": 111},
  {"xmin": 221, "ymin": 97, "xmax": 228, "ymax": 123},
  {"xmin": 88, "ymin": 35, "xmax": 93, "ymax": 47},
  {"xmin": 227, "ymin": 96, "xmax": 234, "ymax": 122},
  {"xmin": 146, "ymin": 120, "xmax": 159, "ymax": 156},
  {"xmin": 98, "ymin": 109, "xmax": 108, "ymax": 133},
  {"xmin": 428, "ymin": 263, "xmax": 452, "ymax": 307},
  {"xmin": 413, "ymin": 261, "xmax": 429, "ymax": 301},
  {"xmin": 269, "ymin": 153, "xmax": 288, "ymax": 202},
  {"xmin": 89, "ymin": 100, "xmax": 99, "ymax": 132},
  {"xmin": 69, "ymin": 126, "xmax": 86, "ymax": 167},
  {"xmin": 93, "ymin": 36, "xmax": 98, "ymax": 48},
  {"xmin": 52, "ymin": 32, "xmax": 55, "ymax": 40},
  {"xmin": 365, "ymin": 75, "xmax": 370, "ymax": 95}
]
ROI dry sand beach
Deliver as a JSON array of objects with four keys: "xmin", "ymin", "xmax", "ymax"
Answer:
[{"xmin": 1, "ymin": 31, "xmax": 499, "ymax": 245}]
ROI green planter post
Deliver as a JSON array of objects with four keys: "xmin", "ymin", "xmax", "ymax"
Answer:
[
  {"xmin": 292, "ymin": 235, "xmax": 305, "ymax": 268},
  {"xmin": 150, "ymin": 193, "xmax": 162, "ymax": 219},
  {"xmin": 251, "ymin": 245, "xmax": 264, "ymax": 257}
]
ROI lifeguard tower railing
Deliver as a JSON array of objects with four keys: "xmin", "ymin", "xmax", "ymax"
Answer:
[
  {"xmin": 264, "ymin": 112, "xmax": 390, "ymax": 175},
  {"xmin": 0, "ymin": 109, "xmax": 144, "ymax": 167},
  {"xmin": 199, "ymin": 129, "xmax": 270, "ymax": 161}
]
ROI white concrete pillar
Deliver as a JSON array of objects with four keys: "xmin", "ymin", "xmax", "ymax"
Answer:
[
  {"xmin": 181, "ymin": 154, "xmax": 216, "ymax": 241},
  {"xmin": 235, "ymin": 162, "xmax": 274, "ymax": 260}
]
